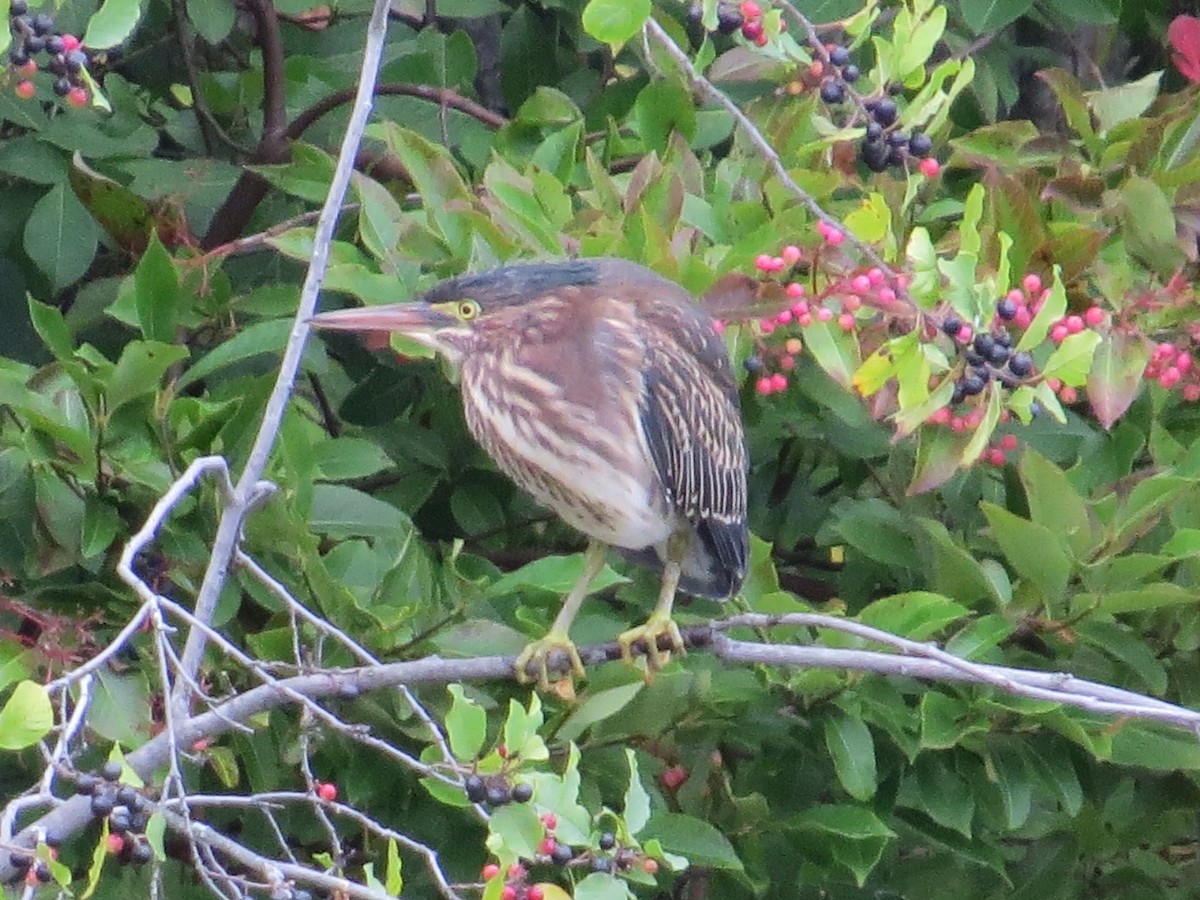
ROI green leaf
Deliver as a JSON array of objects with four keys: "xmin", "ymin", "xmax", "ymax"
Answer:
[
  {"xmin": 573, "ymin": 873, "xmax": 632, "ymax": 900},
  {"xmin": 856, "ymin": 591, "xmax": 969, "ymax": 639},
  {"xmin": 312, "ymin": 437, "xmax": 394, "ymax": 481},
  {"xmin": 908, "ymin": 753, "xmax": 974, "ymax": 836},
  {"xmin": 176, "ymin": 319, "xmax": 292, "ymax": 389},
  {"xmin": 624, "ymin": 748, "xmax": 651, "ymax": 836},
  {"xmin": 133, "ymin": 231, "xmax": 181, "ymax": 343},
  {"xmin": 1087, "ymin": 70, "xmax": 1162, "ymax": 134},
  {"xmin": 1121, "ymin": 176, "xmax": 1186, "ymax": 277},
  {"xmin": 824, "ymin": 715, "xmax": 877, "ymax": 801},
  {"xmin": 84, "ymin": 0, "xmax": 142, "ymax": 50},
  {"xmin": 1088, "ymin": 331, "xmax": 1150, "ymax": 430},
  {"xmin": 988, "ymin": 739, "xmax": 1033, "ymax": 828},
  {"xmin": 186, "ymin": 0, "xmax": 236, "ymax": 43},
  {"xmin": 105, "ymin": 341, "xmax": 189, "ymax": 414},
  {"xmin": 557, "ymin": 682, "xmax": 643, "ymax": 743},
  {"xmin": 28, "ymin": 298, "xmax": 75, "ymax": 362},
  {"xmin": 24, "ymin": 183, "xmax": 101, "ymax": 292},
  {"xmin": 645, "ymin": 812, "xmax": 743, "ymax": 869},
  {"xmin": 980, "ymin": 503, "xmax": 1072, "ymax": 603},
  {"xmin": 957, "ymin": 0, "xmax": 1034, "ymax": 35},
  {"xmin": 1016, "ymin": 267, "xmax": 1068, "ymax": 352},
  {"xmin": 309, "ymin": 484, "xmax": 408, "ymax": 538},
  {"xmin": 1041, "ymin": 330, "xmax": 1100, "ymax": 386},
  {"xmin": 1109, "ymin": 722, "xmax": 1200, "ymax": 771},
  {"xmin": 582, "ymin": 0, "xmax": 651, "ymax": 51},
  {"xmin": 487, "ymin": 802, "xmax": 545, "ymax": 861},
  {"xmin": 446, "ymin": 685, "xmax": 487, "ymax": 762},
  {"xmin": 793, "ymin": 804, "xmax": 895, "ymax": 840},
  {"xmin": 81, "ymin": 821, "xmax": 110, "ymax": 899},
  {"xmin": 0, "ymin": 680, "xmax": 52, "ymax": 749},
  {"xmin": 488, "ymin": 553, "xmax": 629, "ymax": 597},
  {"xmin": 385, "ymin": 838, "xmax": 403, "ymax": 895},
  {"xmin": 920, "ymin": 691, "xmax": 989, "ymax": 749},
  {"xmin": 1018, "ymin": 450, "xmax": 1092, "ymax": 557}
]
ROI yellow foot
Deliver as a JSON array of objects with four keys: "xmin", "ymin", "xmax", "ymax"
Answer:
[
  {"xmin": 618, "ymin": 612, "xmax": 685, "ymax": 678},
  {"xmin": 514, "ymin": 631, "xmax": 586, "ymax": 690}
]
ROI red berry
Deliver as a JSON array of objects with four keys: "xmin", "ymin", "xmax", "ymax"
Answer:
[
  {"xmin": 507, "ymin": 864, "xmax": 526, "ymax": 880},
  {"xmin": 18, "ymin": 60, "xmax": 37, "ymax": 77},
  {"xmin": 770, "ymin": 372, "xmax": 787, "ymax": 392},
  {"xmin": 661, "ymin": 765, "xmax": 688, "ymax": 791},
  {"xmin": 317, "ymin": 782, "xmax": 337, "ymax": 802},
  {"xmin": 816, "ymin": 306, "xmax": 833, "ymax": 322},
  {"xmin": 1084, "ymin": 306, "xmax": 1104, "ymax": 326},
  {"xmin": 481, "ymin": 863, "xmax": 500, "ymax": 880},
  {"xmin": 541, "ymin": 813, "xmax": 557, "ymax": 831},
  {"xmin": 1050, "ymin": 324, "xmax": 1068, "ymax": 343},
  {"xmin": 918, "ymin": 157, "xmax": 940, "ymax": 177},
  {"xmin": 1022, "ymin": 273, "xmax": 1042, "ymax": 294},
  {"xmin": 742, "ymin": 19, "xmax": 763, "ymax": 40},
  {"xmin": 786, "ymin": 282, "xmax": 805, "ymax": 299},
  {"xmin": 539, "ymin": 837, "xmax": 556, "ymax": 856},
  {"xmin": 850, "ymin": 274, "xmax": 871, "ymax": 293},
  {"xmin": 501, "ymin": 888, "xmax": 518, "ymax": 900},
  {"xmin": 986, "ymin": 448, "xmax": 1006, "ymax": 467},
  {"xmin": 837, "ymin": 312, "xmax": 855, "ymax": 331},
  {"xmin": 781, "ymin": 244, "xmax": 801, "ymax": 264},
  {"xmin": 740, "ymin": 0, "xmax": 762, "ymax": 17},
  {"xmin": 496, "ymin": 744, "xmax": 508, "ymax": 759},
  {"xmin": 61, "ymin": 34, "xmax": 81, "ymax": 51},
  {"xmin": 107, "ymin": 833, "xmax": 125, "ymax": 854},
  {"xmin": 527, "ymin": 887, "xmax": 545, "ymax": 900},
  {"xmin": 754, "ymin": 253, "xmax": 774, "ymax": 272},
  {"xmin": 955, "ymin": 324, "xmax": 973, "ymax": 343},
  {"xmin": 1184, "ymin": 383, "xmax": 1200, "ymax": 402},
  {"xmin": 1059, "ymin": 385, "xmax": 1078, "ymax": 403},
  {"xmin": 755, "ymin": 376, "xmax": 772, "ymax": 395},
  {"xmin": 1065, "ymin": 315, "xmax": 1084, "ymax": 334},
  {"xmin": 1000, "ymin": 434, "xmax": 1018, "ymax": 451},
  {"xmin": 15, "ymin": 80, "xmax": 36, "ymax": 100},
  {"xmin": 66, "ymin": 86, "xmax": 88, "ymax": 107},
  {"xmin": 643, "ymin": 858, "xmax": 660, "ymax": 875}
]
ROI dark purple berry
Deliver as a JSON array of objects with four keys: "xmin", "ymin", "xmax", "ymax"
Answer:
[
  {"xmin": 744, "ymin": 355, "xmax": 763, "ymax": 374},
  {"xmin": 873, "ymin": 98, "xmax": 898, "ymax": 127},
  {"xmin": 464, "ymin": 775, "xmax": 486, "ymax": 804},
  {"xmin": 887, "ymin": 131, "xmax": 909, "ymax": 148},
  {"xmin": 686, "ymin": 3, "xmax": 702, "ymax": 26},
  {"xmin": 45, "ymin": 34, "xmax": 63, "ymax": 53},
  {"xmin": 716, "ymin": 7, "xmax": 743, "ymax": 34},
  {"xmin": 109, "ymin": 807, "xmax": 132, "ymax": 834},
  {"xmin": 1008, "ymin": 352, "xmax": 1033, "ymax": 378},
  {"xmin": 129, "ymin": 809, "xmax": 149, "ymax": 832},
  {"xmin": 598, "ymin": 832, "xmax": 617, "ymax": 851},
  {"xmin": 865, "ymin": 121, "xmax": 882, "ymax": 141},
  {"xmin": 996, "ymin": 297, "xmax": 1017, "ymax": 320},
  {"xmin": 511, "ymin": 782, "xmax": 533, "ymax": 804},
  {"xmin": 942, "ymin": 316, "xmax": 963, "ymax": 337},
  {"xmin": 486, "ymin": 784, "xmax": 511, "ymax": 807},
  {"xmin": 592, "ymin": 856, "xmax": 612, "ymax": 873},
  {"xmin": 964, "ymin": 349, "xmax": 984, "ymax": 367},
  {"xmin": 994, "ymin": 330, "xmax": 1012, "ymax": 347},
  {"xmin": 100, "ymin": 761, "xmax": 122, "ymax": 781},
  {"xmin": 34, "ymin": 862, "xmax": 52, "ymax": 883},
  {"xmin": 10, "ymin": 0, "xmax": 28, "ymax": 14},
  {"xmin": 116, "ymin": 786, "xmax": 139, "ymax": 807},
  {"xmin": 973, "ymin": 333, "xmax": 995, "ymax": 356},
  {"xmin": 48, "ymin": 54, "xmax": 67, "ymax": 74},
  {"xmin": 829, "ymin": 46, "xmax": 850, "ymax": 66},
  {"xmin": 950, "ymin": 383, "xmax": 966, "ymax": 405},
  {"xmin": 75, "ymin": 774, "xmax": 100, "ymax": 795},
  {"xmin": 24, "ymin": 34, "xmax": 45, "ymax": 53},
  {"xmin": 91, "ymin": 791, "xmax": 115, "ymax": 818},
  {"xmin": 841, "ymin": 63, "xmax": 860, "ymax": 83},
  {"xmin": 819, "ymin": 78, "xmax": 845, "ymax": 104},
  {"xmin": 886, "ymin": 80, "xmax": 904, "ymax": 95},
  {"xmin": 886, "ymin": 146, "xmax": 905, "ymax": 167},
  {"xmin": 131, "ymin": 840, "xmax": 153, "ymax": 865},
  {"xmin": 961, "ymin": 373, "xmax": 985, "ymax": 396},
  {"xmin": 31, "ymin": 12, "xmax": 53, "ymax": 33},
  {"xmin": 52, "ymin": 76, "xmax": 71, "ymax": 96},
  {"xmin": 9, "ymin": 48, "xmax": 29, "ymax": 65},
  {"xmin": 987, "ymin": 343, "xmax": 1011, "ymax": 366},
  {"xmin": 9, "ymin": 852, "xmax": 31, "ymax": 871},
  {"xmin": 66, "ymin": 50, "xmax": 87, "ymax": 72},
  {"xmin": 551, "ymin": 843, "xmax": 574, "ymax": 864},
  {"xmin": 861, "ymin": 139, "xmax": 888, "ymax": 172},
  {"xmin": 909, "ymin": 131, "xmax": 933, "ymax": 157}
]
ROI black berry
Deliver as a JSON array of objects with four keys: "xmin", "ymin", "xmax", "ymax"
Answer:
[
  {"xmin": 861, "ymin": 139, "xmax": 888, "ymax": 172},
  {"xmin": 66, "ymin": 50, "xmax": 87, "ymax": 72},
  {"xmin": 9, "ymin": 852, "xmax": 31, "ymax": 871},
  {"xmin": 45, "ymin": 34, "xmax": 63, "ymax": 53},
  {"xmin": 100, "ymin": 761, "xmax": 122, "ymax": 781},
  {"xmin": 909, "ymin": 131, "xmax": 933, "ymax": 157},
  {"xmin": 716, "ymin": 7, "xmax": 743, "ymax": 34},
  {"xmin": 31, "ymin": 12, "xmax": 54, "ymax": 33},
  {"xmin": 10, "ymin": 0, "xmax": 28, "ymax": 14},
  {"xmin": 996, "ymin": 297, "xmax": 1017, "ymax": 320},
  {"xmin": 872, "ymin": 98, "xmax": 898, "ymax": 127},
  {"xmin": 865, "ymin": 121, "xmax": 882, "ymax": 141},
  {"xmin": 1008, "ymin": 352, "xmax": 1033, "ymax": 378},
  {"xmin": 129, "ymin": 810, "xmax": 150, "ymax": 832},
  {"xmin": 131, "ymin": 840, "xmax": 153, "ymax": 865},
  {"xmin": 961, "ymin": 373, "xmax": 985, "ymax": 396},
  {"xmin": 994, "ymin": 330, "xmax": 1012, "ymax": 347},
  {"xmin": 9, "ymin": 48, "xmax": 29, "ymax": 65},
  {"xmin": 841, "ymin": 63, "xmax": 860, "ymax": 83},
  {"xmin": 75, "ymin": 773, "xmax": 100, "ymax": 795},
  {"xmin": 109, "ymin": 807, "xmax": 132, "ymax": 834},
  {"xmin": 819, "ymin": 79, "xmax": 845, "ymax": 104},
  {"xmin": 592, "ymin": 856, "xmax": 612, "ymax": 873},
  {"xmin": 942, "ymin": 316, "xmax": 963, "ymax": 337},
  {"xmin": 91, "ymin": 791, "xmax": 115, "ymax": 818},
  {"xmin": 973, "ymin": 333, "xmax": 994, "ymax": 356},
  {"xmin": 464, "ymin": 775, "xmax": 486, "ymax": 804},
  {"xmin": 950, "ymin": 383, "xmax": 966, "ymax": 405},
  {"xmin": 24, "ymin": 34, "xmax": 45, "ymax": 53},
  {"xmin": 598, "ymin": 832, "xmax": 616, "ymax": 851},
  {"xmin": 511, "ymin": 782, "xmax": 533, "ymax": 804},
  {"xmin": 744, "ymin": 355, "xmax": 763, "ymax": 374},
  {"xmin": 34, "ymin": 862, "xmax": 52, "ymax": 883},
  {"xmin": 551, "ymin": 843, "xmax": 574, "ymax": 864},
  {"xmin": 987, "ymin": 343, "xmax": 1011, "ymax": 366},
  {"xmin": 829, "ymin": 46, "xmax": 850, "ymax": 66},
  {"xmin": 886, "ymin": 80, "xmax": 904, "ymax": 95},
  {"xmin": 486, "ymin": 784, "xmax": 511, "ymax": 807},
  {"xmin": 117, "ymin": 786, "xmax": 139, "ymax": 807}
]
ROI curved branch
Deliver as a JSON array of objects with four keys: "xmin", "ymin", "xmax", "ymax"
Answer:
[{"xmin": 286, "ymin": 83, "xmax": 509, "ymax": 140}]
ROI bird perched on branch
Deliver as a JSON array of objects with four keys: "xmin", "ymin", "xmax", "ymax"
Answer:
[{"xmin": 312, "ymin": 258, "xmax": 749, "ymax": 688}]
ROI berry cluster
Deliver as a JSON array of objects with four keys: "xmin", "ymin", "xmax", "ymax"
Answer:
[
  {"xmin": 480, "ymin": 816, "xmax": 660, "ymax": 899},
  {"xmin": 7, "ymin": 834, "xmax": 58, "ymax": 887},
  {"xmin": 734, "ymin": 1, "xmax": 770, "ymax": 47},
  {"xmin": 463, "ymin": 772, "xmax": 534, "ymax": 808},
  {"xmin": 686, "ymin": 1, "xmax": 777, "ymax": 45},
  {"xmin": 815, "ymin": 42, "xmax": 860, "ymax": 105},
  {"xmin": 1145, "ymin": 342, "xmax": 1200, "ymax": 401},
  {"xmin": 6, "ymin": 0, "xmax": 89, "ymax": 106},
  {"xmin": 80, "ymin": 762, "xmax": 155, "ymax": 866}
]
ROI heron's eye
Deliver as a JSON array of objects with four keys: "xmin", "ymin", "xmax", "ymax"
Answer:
[{"xmin": 454, "ymin": 300, "xmax": 480, "ymax": 321}]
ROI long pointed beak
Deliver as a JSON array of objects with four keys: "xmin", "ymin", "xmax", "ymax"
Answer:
[{"xmin": 309, "ymin": 303, "xmax": 441, "ymax": 334}]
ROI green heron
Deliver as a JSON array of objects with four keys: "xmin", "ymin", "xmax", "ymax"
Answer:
[{"xmin": 312, "ymin": 258, "xmax": 749, "ymax": 687}]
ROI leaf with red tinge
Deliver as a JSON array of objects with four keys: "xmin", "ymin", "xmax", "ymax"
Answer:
[
  {"xmin": 1088, "ymin": 332, "xmax": 1151, "ymax": 430},
  {"xmin": 1168, "ymin": 15, "xmax": 1200, "ymax": 84},
  {"xmin": 908, "ymin": 426, "xmax": 970, "ymax": 495}
]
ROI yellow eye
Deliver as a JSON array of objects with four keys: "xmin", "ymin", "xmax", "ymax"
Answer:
[{"xmin": 456, "ymin": 300, "xmax": 480, "ymax": 321}]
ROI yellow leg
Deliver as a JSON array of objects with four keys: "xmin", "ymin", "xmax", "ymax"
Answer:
[
  {"xmin": 514, "ymin": 541, "xmax": 608, "ymax": 689},
  {"xmin": 618, "ymin": 533, "xmax": 688, "ymax": 677}
]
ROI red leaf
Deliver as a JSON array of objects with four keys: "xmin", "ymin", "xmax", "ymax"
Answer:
[{"xmin": 1168, "ymin": 15, "xmax": 1200, "ymax": 83}]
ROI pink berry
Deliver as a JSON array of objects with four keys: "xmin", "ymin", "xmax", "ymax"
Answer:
[
  {"xmin": 1050, "ymin": 324, "xmax": 1068, "ymax": 343},
  {"xmin": 759, "ymin": 318, "xmax": 775, "ymax": 334},
  {"xmin": 1000, "ymin": 434, "xmax": 1018, "ymax": 451},
  {"xmin": 756, "ymin": 377, "xmax": 773, "ymax": 395},
  {"xmin": 776, "ymin": 309, "xmax": 793, "ymax": 325},
  {"xmin": 1006, "ymin": 289, "xmax": 1025, "ymax": 305},
  {"xmin": 779, "ymin": 354, "xmax": 795, "ymax": 370},
  {"xmin": 785, "ymin": 337, "xmax": 803, "ymax": 354},
  {"xmin": 965, "ymin": 410, "xmax": 983, "ymax": 430},
  {"xmin": 107, "ymin": 833, "xmax": 125, "ymax": 854},
  {"xmin": 742, "ymin": 19, "xmax": 764, "ymax": 40},
  {"xmin": 918, "ymin": 158, "xmax": 940, "ymax": 177},
  {"xmin": 878, "ymin": 287, "xmax": 896, "ymax": 304},
  {"xmin": 1065, "ymin": 315, "xmax": 1084, "ymax": 334},
  {"xmin": 1022, "ymin": 273, "xmax": 1042, "ymax": 294},
  {"xmin": 1184, "ymin": 383, "xmax": 1200, "ymax": 402},
  {"xmin": 501, "ymin": 888, "xmax": 518, "ymax": 900},
  {"xmin": 824, "ymin": 228, "xmax": 844, "ymax": 246},
  {"xmin": 956, "ymin": 324, "xmax": 973, "ymax": 343},
  {"xmin": 851, "ymin": 274, "xmax": 871, "ymax": 293},
  {"xmin": 740, "ymin": 0, "xmax": 762, "ymax": 17},
  {"xmin": 317, "ymin": 781, "xmax": 337, "ymax": 801},
  {"xmin": 1156, "ymin": 342, "xmax": 1176, "ymax": 360},
  {"xmin": 1046, "ymin": 378, "xmax": 1062, "ymax": 392},
  {"xmin": 754, "ymin": 254, "xmax": 774, "ymax": 272},
  {"xmin": 712, "ymin": 319, "xmax": 725, "ymax": 335},
  {"xmin": 896, "ymin": 273, "xmax": 911, "ymax": 289},
  {"xmin": 838, "ymin": 312, "xmax": 855, "ymax": 331},
  {"xmin": 481, "ymin": 864, "xmax": 501, "ymax": 880},
  {"xmin": 867, "ymin": 268, "xmax": 885, "ymax": 286},
  {"xmin": 987, "ymin": 448, "xmax": 1007, "ymax": 466},
  {"xmin": 791, "ymin": 301, "xmax": 809, "ymax": 317},
  {"xmin": 950, "ymin": 417, "xmax": 966, "ymax": 432},
  {"xmin": 540, "ymin": 837, "xmax": 556, "ymax": 855},
  {"xmin": 1160, "ymin": 367, "xmax": 1181, "ymax": 389},
  {"xmin": 1177, "ymin": 353, "xmax": 1193, "ymax": 373},
  {"xmin": 1059, "ymin": 385, "xmax": 1078, "ymax": 403},
  {"xmin": 781, "ymin": 244, "xmax": 802, "ymax": 265},
  {"xmin": 816, "ymin": 306, "xmax": 833, "ymax": 322},
  {"xmin": 1014, "ymin": 307, "xmax": 1032, "ymax": 329},
  {"xmin": 1084, "ymin": 306, "xmax": 1104, "ymax": 326},
  {"xmin": 507, "ymin": 864, "xmax": 526, "ymax": 880},
  {"xmin": 527, "ymin": 888, "xmax": 545, "ymax": 900},
  {"xmin": 786, "ymin": 282, "xmax": 805, "ymax": 299},
  {"xmin": 541, "ymin": 813, "xmax": 558, "ymax": 830},
  {"xmin": 61, "ymin": 34, "xmax": 81, "ymax": 51},
  {"xmin": 843, "ymin": 295, "xmax": 861, "ymax": 311},
  {"xmin": 770, "ymin": 372, "xmax": 787, "ymax": 391},
  {"xmin": 797, "ymin": 313, "xmax": 813, "ymax": 327},
  {"xmin": 15, "ymin": 80, "xmax": 35, "ymax": 100},
  {"xmin": 66, "ymin": 86, "xmax": 88, "ymax": 107}
]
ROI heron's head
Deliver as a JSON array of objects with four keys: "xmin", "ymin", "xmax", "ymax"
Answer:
[{"xmin": 310, "ymin": 259, "xmax": 618, "ymax": 362}]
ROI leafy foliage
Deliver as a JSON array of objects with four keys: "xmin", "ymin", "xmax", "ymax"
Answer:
[{"xmin": 1, "ymin": 0, "xmax": 1199, "ymax": 898}]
